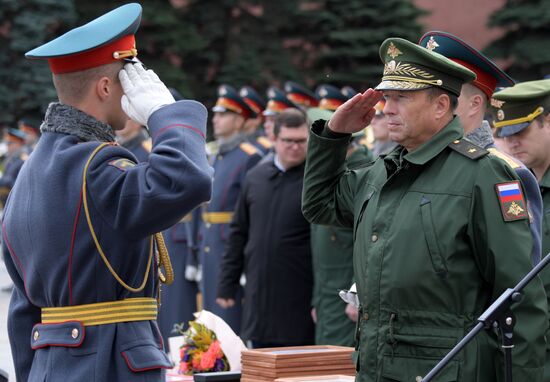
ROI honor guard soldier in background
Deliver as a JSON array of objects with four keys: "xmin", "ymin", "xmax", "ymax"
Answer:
[
  {"xmin": 239, "ymin": 86, "xmax": 273, "ymax": 153},
  {"xmin": 18, "ymin": 118, "xmax": 41, "ymax": 153},
  {"xmin": 263, "ymin": 86, "xmax": 300, "ymax": 142},
  {"xmin": 2, "ymin": 4, "xmax": 213, "ymax": 381},
  {"xmin": 419, "ymin": 31, "xmax": 543, "ymax": 266},
  {"xmin": 307, "ymin": 104, "xmax": 373, "ymax": 347},
  {"xmin": 341, "ymin": 86, "xmax": 359, "ymax": 100},
  {"xmin": 490, "ymin": 79, "xmax": 550, "ymax": 381},
  {"xmin": 199, "ymin": 84, "xmax": 262, "ymax": 334},
  {"xmin": 285, "ymin": 80, "xmax": 319, "ymax": 110},
  {"xmin": 0, "ymin": 128, "xmax": 28, "ymax": 208},
  {"xmin": 302, "ymin": 37, "xmax": 548, "ymax": 381},
  {"xmin": 316, "ymin": 84, "xmax": 349, "ymax": 112}
]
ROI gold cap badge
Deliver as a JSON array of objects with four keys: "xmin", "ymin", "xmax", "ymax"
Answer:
[
  {"xmin": 491, "ymin": 98, "xmax": 505, "ymax": 108},
  {"xmin": 425, "ymin": 36, "xmax": 439, "ymax": 51},
  {"xmin": 387, "ymin": 42, "xmax": 403, "ymax": 59}
]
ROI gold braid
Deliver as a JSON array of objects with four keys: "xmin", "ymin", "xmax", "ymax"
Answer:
[
  {"xmin": 82, "ymin": 142, "xmax": 174, "ymax": 292},
  {"xmin": 155, "ymin": 232, "xmax": 174, "ymax": 285}
]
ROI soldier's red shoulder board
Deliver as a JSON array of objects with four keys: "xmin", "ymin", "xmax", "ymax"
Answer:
[
  {"xmin": 256, "ymin": 136, "xmax": 273, "ymax": 149},
  {"xmin": 141, "ymin": 139, "xmax": 152, "ymax": 153},
  {"xmin": 108, "ymin": 158, "xmax": 136, "ymax": 171},
  {"xmin": 239, "ymin": 142, "xmax": 258, "ymax": 156},
  {"xmin": 448, "ymin": 139, "xmax": 488, "ymax": 160},
  {"xmin": 495, "ymin": 181, "xmax": 528, "ymax": 222}
]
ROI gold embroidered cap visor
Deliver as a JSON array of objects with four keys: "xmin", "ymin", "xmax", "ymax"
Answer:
[
  {"xmin": 491, "ymin": 79, "xmax": 550, "ymax": 137},
  {"xmin": 375, "ymin": 38, "xmax": 476, "ymax": 97}
]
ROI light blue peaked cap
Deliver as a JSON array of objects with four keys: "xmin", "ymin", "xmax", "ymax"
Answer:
[{"xmin": 26, "ymin": 3, "xmax": 142, "ymax": 59}]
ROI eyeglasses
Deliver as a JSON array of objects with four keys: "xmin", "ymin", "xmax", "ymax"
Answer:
[{"xmin": 278, "ymin": 137, "xmax": 308, "ymax": 146}]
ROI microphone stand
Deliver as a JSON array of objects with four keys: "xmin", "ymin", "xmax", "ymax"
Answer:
[{"xmin": 422, "ymin": 251, "xmax": 550, "ymax": 382}]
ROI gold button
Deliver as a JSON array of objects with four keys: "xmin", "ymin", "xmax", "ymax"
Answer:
[
  {"xmin": 453, "ymin": 140, "xmax": 460, "ymax": 144},
  {"xmin": 204, "ymin": 246, "xmax": 210, "ymax": 253},
  {"xmin": 71, "ymin": 328, "xmax": 79, "ymax": 339},
  {"xmin": 33, "ymin": 330, "xmax": 39, "ymax": 341},
  {"xmin": 371, "ymin": 234, "xmax": 378, "ymax": 242},
  {"xmin": 416, "ymin": 376, "xmax": 423, "ymax": 382},
  {"xmin": 363, "ymin": 313, "xmax": 369, "ymax": 320},
  {"xmin": 331, "ymin": 235, "xmax": 336, "ymax": 241}
]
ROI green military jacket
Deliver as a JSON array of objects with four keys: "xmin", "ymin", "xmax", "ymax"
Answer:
[
  {"xmin": 311, "ymin": 146, "xmax": 373, "ymax": 347},
  {"xmin": 538, "ymin": 167, "xmax": 550, "ymax": 382},
  {"xmin": 540, "ymin": 168, "xmax": 550, "ymax": 259},
  {"xmin": 302, "ymin": 117, "xmax": 548, "ymax": 382}
]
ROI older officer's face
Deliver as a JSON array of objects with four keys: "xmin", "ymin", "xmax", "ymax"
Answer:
[
  {"xmin": 504, "ymin": 116, "xmax": 550, "ymax": 175},
  {"xmin": 382, "ymin": 89, "xmax": 446, "ymax": 151}
]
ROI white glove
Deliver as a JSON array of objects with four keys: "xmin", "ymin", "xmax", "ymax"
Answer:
[
  {"xmin": 119, "ymin": 63, "xmax": 175, "ymax": 127},
  {"xmin": 339, "ymin": 283, "xmax": 360, "ymax": 308},
  {"xmin": 184, "ymin": 264, "xmax": 198, "ymax": 282}
]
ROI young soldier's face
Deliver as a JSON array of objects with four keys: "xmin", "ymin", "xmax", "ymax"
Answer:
[
  {"xmin": 504, "ymin": 116, "xmax": 550, "ymax": 169},
  {"xmin": 212, "ymin": 112, "xmax": 244, "ymax": 139}
]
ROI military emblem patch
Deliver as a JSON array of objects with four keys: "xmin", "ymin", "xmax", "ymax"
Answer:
[
  {"xmin": 495, "ymin": 181, "xmax": 528, "ymax": 221},
  {"xmin": 387, "ymin": 42, "xmax": 402, "ymax": 59},
  {"xmin": 425, "ymin": 36, "xmax": 439, "ymax": 51},
  {"xmin": 108, "ymin": 158, "xmax": 136, "ymax": 171}
]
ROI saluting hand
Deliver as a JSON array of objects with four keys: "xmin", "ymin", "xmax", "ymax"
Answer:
[
  {"xmin": 119, "ymin": 63, "xmax": 175, "ymax": 127},
  {"xmin": 328, "ymin": 89, "xmax": 383, "ymax": 134}
]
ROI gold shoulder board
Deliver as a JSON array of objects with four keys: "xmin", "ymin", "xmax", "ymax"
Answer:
[
  {"xmin": 239, "ymin": 142, "xmax": 258, "ymax": 156},
  {"xmin": 448, "ymin": 139, "xmax": 488, "ymax": 160},
  {"xmin": 487, "ymin": 148, "xmax": 520, "ymax": 169}
]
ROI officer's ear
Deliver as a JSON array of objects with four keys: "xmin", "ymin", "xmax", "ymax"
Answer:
[
  {"xmin": 94, "ymin": 62, "xmax": 124, "ymax": 102},
  {"xmin": 469, "ymin": 94, "xmax": 485, "ymax": 116},
  {"xmin": 95, "ymin": 76, "xmax": 114, "ymax": 102},
  {"xmin": 431, "ymin": 92, "xmax": 451, "ymax": 121}
]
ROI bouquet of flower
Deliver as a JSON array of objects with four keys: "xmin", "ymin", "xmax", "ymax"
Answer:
[
  {"xmin": 177, "ymin": 321, "xmax": 230, "ymax": 375},
  {"xmin": 170, "ymin": 310, "xmax": 246, "ymax": 376}
]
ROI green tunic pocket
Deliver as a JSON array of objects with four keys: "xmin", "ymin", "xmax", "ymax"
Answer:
[
  {"xmin": 420, "ymin": 196, "xmax": 448, "ymax": 278},
  {"xmin": 381, "ymin": 355, "xmax": 458, "ymax": 382}
]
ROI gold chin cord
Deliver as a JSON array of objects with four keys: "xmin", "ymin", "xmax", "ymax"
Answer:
[{"xmin": 82, "ymin": 143, "xmax": 174, "ymax": 293}]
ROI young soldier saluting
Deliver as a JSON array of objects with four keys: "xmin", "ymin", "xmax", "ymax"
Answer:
[{"xmin": 2, "ymin": 4, "xmax": 212, "ymax": 381}]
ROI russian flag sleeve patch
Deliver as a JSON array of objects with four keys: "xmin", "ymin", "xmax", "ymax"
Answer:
[{"xmin": 495, "ymin": 181, "xmax": 528, "ymax": 222}]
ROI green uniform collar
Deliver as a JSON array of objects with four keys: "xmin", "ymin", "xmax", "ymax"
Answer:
[
  {"xmin": 403, "ymin": 116, "xmax": 463, "ymax": 165},
  {"xmin": 539, "ymin": 166, "xmax": 550, "ymax": 189}
]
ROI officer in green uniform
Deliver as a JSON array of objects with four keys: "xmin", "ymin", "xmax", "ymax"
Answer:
[
  {"xmin": 302, "ymin": 37, "xmax": 548, "ymax": 381},
  {"xmin": 491, "ymin": 79, "xmax": 550, "ymax": 381}
]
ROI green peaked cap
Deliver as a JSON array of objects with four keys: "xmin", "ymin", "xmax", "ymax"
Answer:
[
  {"xmin": 491, "ymin": 79, "xmax": 550, "ymax": 137},
  {"xmin": 376, "ymin": 37, "xmax": 476, "ymax": 96}
]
